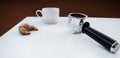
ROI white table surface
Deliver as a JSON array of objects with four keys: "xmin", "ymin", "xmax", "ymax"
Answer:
[{"xmin": 0, "ymin": 17, "xmax": 120, "ymax": 58}]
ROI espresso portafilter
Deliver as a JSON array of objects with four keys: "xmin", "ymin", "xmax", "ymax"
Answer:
[{"xmin": 68, "ymin": 13, "xmax": 120, "ymax": 53}]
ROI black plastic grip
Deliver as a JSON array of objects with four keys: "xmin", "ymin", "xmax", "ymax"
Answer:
[{"xmin": 82, "ymin": 22, "xmax": 116, "ymax": 52}]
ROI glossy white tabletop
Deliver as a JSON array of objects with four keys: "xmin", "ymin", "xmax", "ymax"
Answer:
[{"xmin": 0, "ymin": 17, "xmax": 120, "ymax": 58}]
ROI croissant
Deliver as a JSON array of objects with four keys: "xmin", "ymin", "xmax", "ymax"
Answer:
[{"xmin": 18, "ymin": 23, "xmax": 38, "ymax": 35}]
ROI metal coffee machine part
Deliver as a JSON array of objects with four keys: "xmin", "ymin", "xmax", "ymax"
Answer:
[
  {"xmin": 68, "ymin": 13, "xmax": 120, "ymax": 53},
  {"xmin": 68, "ymin": 13, "xmax": 87, "ymax": 34}
]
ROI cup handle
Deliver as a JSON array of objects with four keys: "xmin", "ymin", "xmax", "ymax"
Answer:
[{"xmin": 36, "ymin": 10, "xmax": 42, "ymax": 17}]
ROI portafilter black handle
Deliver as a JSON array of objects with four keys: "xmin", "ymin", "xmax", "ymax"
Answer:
[{"xmin": 82, "ymin": 22, "xmax": 120, "ymax": 53}]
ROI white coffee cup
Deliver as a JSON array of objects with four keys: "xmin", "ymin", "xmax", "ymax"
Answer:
[{"xmin": 36, "ymin": 7, "xmax": 59, "ymax": 24}]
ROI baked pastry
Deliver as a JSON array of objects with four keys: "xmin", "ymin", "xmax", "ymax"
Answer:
[{"xmin": 18, "ymin": 23, "xmax": 38, "ymax": 35}]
